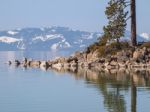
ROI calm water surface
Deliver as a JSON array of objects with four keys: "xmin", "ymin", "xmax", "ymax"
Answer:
[{"xmin": 0, "ymin": 51, "xmax": 150, "ymax": 112}]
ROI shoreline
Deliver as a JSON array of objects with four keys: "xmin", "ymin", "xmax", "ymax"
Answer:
[{"xmin": 7, "ymin": 47, "xmax": 150, "ymax": 71}]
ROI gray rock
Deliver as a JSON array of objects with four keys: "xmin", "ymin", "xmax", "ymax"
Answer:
[
  {"xmin": 14, "ymin": 60, "xmax": 21, "ymax": 66},
  {"xmin": 63, "ymin": 63, "xmax": 71, "ymax": 68},
  {"xmin": 40, "ymin": 61, "xmax": 49, "ymax": 68},
  {"xmin": 29, "ymin": 61, "xmax": 41, "ymax": 67},
  {"xmin": 52, "ymin": 63, "xmax": 64, "ymax": 69},
  {"xmin": 8, "ymin": 61, "xmax": 12, "ymax": 65},
  {"xmin": 70, "ymin": 62, "xmax": 77, "ymax": 67}
]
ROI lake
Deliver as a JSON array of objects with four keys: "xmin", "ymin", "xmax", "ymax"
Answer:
[{"xmin": 0, "ymin": 51, "xmax": 150, "ymax": 112}]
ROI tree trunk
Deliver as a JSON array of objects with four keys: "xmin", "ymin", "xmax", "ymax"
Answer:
[
  {"xmin": 131, "ymin": 76, "xmax": 137, "ymax": 112},
  {"xmin": 131, "ymin": 0, "xmax": 137, "ymax": 46}
]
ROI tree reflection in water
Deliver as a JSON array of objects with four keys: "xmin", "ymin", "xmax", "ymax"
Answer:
[
  {"xmin": 48, "ymin": 67, "xmax": 150, "ymax": 112},
  {"xmin": 131, "ymin": 75, "xmax": 136, "ymax": 112}
]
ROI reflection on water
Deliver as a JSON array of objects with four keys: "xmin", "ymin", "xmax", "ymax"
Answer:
[
  {"xmin": 1, "ymin": 51, "xmax": 150, "ymax": 112},
  {"xmin": 50, "ymin": 67, "xmax": 150, "ymax": 112}
]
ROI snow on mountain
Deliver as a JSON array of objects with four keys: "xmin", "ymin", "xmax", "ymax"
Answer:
[
  {"xmin": 80, "ymin": 44, "xmax": 86, "ymax": 48},
  {"xmin": 65, "ymin": 42, "xmax": 71, "ymax": 47},
  {"xmin": 0, "ymin": 26, "xmax": 149, "ymax": 51},
  {"xmin": 120, "ymin": 31, "xmax": 147, "ymax": 42},
  {"xmin": 0, "ymin": 36, "xmax": 22, "ymax": 44},
  {"xmin": 81, "ymin": 33, "xmax": 94, "ymax": 39},
  {"xmin": 40, "ymin": 28, "xmax": 45, "ymax": 31},
  {"xmin": 51, "ymin": 39, "xmax": 71, "ymax": 50},
  {"xmin": 140, "ymin": 33, "xmax": 150, "ymax": 40},
  {"xmin": 32, "ymin": 34, "xmax": 63, "ymax": 41},
  {"xmin": 7, "ymin": 31, "xmax": 18, "ymax": 35},
  {"xmin": 51, "ymin": 43, "xmax": 59, "ymax": 50},
  {"xmin": 0, "ymin": 27, "xmax": 101, "ymax": 51}
]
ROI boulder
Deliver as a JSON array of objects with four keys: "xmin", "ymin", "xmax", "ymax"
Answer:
[
  {"xmin": 98, "ymin": 58, "xmax": 105, "ymax": 64},
  {"xmin": 87, "ymin": 53, "xmax": 93, "ymax": 61},
  {"xmin": 86, "ymin": 50, "xmax": 99, "ymax": 62},
  {"xmin": 7, "ymin": 61, "xmax": 12, "ymax": 65},
  {"xmin": 104, "ymin": 62, "xmax": 110, "ymax": 67},
  {"xmin": 40, "ymin": 61, "xmax": 49, "ymax": 68},
  {"xmin": 29, "ymin": 61, "xmax": 41, "ymax": 67},
  {"xmin": 70, "ymin": 61, "xmax": 77, "ymax": 67},
  {"xmin": 66, "ymin": 56, "xmax": 78, "ymax": 63},
  {"xmin": 82, "ymin": 53, "xmax": 87, "ymax": 61},
  {"xmin": 14, "ymin": 60, "xmax": 20, "ymax": 66},
  {"xmin": 147, "ymin": 48, "xmax": 150, "ymax": 53},
  {"xmin": 52, "ymin": 63, "xmax": 64, "ymax": 69},
  {"xmin": 47, "ymin": 61, "xmax": 53, "ymax": 67},
  {"xmin": 90, "ymin": 62, "xmax": 102, "ymax": 68},
  {"xmin": 23, "ymin": 58, "xmax": 33, "ymax": 66},
  {"xmin": 110, "ymin": 61, "xmax": 118, "ymax": 66},
  {"xmin": 57, "ymin": 57, "xmax": 67, "ymax": 63},
  {"xmin": 118, "ymin": 62, "xmax": 127, "ymax": 68},
  {"xmin": 83, "ymin": 62, "xmax": 91, "ymax": 68},
  {"xmin": 133, "ymin": 49, "xmax": 144, "ymax": 60},
  {"xmin": 106, "ymin": 65, "xmax": 116, "ymax": 69},
  {"xmin": 73, "ymin": 51, "xmax": 82, "ymax": 58},
  {"xmin": 117, "ymin": 51, "xmax": 123, "ymax": 57},
  {"xmin": 63, "ymin": 63, "xmax": 70, "ymax": 68},
  {"xmin": 117, "ymin": 50, "xmax": 132, "ymax": 58},
  {"xmin": 78, "ymin": 62, "xmax": 84, "ymax": 67},
  {"xmin": 117, "ymin": 56, "xmax": 129, "ymax": 64},
  {"xmin": 22, "ymin": 57, "xmax": 28, "ymax": 65}
]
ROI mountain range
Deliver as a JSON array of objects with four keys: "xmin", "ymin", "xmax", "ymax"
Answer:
[{"xmin": 0, "ymin": 26, "xmax": 149, "ymax": 51}]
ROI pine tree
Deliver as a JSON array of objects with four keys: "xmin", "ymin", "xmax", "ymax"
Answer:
[
  {"xmin": 101, "ymin": 0, "xmax": 128, "ymax": 43},
  {"xmin": 89, "ymin": 0, "xmax": 137, "ymax": 53}
]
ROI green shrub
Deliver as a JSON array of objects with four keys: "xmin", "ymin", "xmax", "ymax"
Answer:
[
  {"xmin": 86, "ymin": 42, "xmax": 99, "ymax": 53},
  {"xmin": 86, "ymin": 41, "xmax": 131, "ymax": 57},
  {"xmin": 97, "ymin": 46, "xmax": 106, "ymax": 57},
  {"xmin": 97, "ymin": 41, "xmax": 130, "ymax": 57}
]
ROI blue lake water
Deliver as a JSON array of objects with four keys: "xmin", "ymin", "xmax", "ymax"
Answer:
[{"xmin": 0, "ymin": 51, "xmax": 150, "ymax": 112}]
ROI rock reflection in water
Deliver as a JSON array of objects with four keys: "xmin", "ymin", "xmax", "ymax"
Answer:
[{"xmin": 49, "ymin": 67, "xmax": 150, "ymax": 112}]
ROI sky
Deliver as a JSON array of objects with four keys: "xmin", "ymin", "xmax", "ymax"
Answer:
[{"xmin": 0, "ymin": 0, "xmax": 150, "ymax": 34}]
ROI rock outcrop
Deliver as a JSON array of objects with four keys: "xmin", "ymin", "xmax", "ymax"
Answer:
[{"xmin": 8, "ymin": 47, "xmax": 150, "ymax": 71}]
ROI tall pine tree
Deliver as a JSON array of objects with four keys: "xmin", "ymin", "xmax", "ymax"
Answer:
[
  {"xmin": 99, "ymin": 0, "xmax": 137, "ymax": 46},
  {"xmin": 102, "ymin": 0, "xmax": 128, "ymax": 43}
]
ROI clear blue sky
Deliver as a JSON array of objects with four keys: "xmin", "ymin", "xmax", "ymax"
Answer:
[{"xmin": 0, "ymin": 0, "xmax": 150, "ymax": 34}]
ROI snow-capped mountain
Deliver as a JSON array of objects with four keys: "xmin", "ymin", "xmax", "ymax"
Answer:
[
  {"xmin": 0, "ymin": 26, "xmax": 149, "ymax": 51},
  {"xmin": 0, "ymin": 36, "xmax": 22, "ymax": 43},
  {"xmin": 0, "ymin": 27, "xmax": 101, "ymax": 51},
  {"xmin": 120, "ymin": 31, "xmax": 149, "ymax": 42},
  {"xmin": 140, "ymin": 33, "xmax": 150, "ymax": 41}
]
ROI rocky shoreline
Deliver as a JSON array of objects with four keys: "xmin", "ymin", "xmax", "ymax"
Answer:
[{"xmin": 7, "ymin": 47, "xmax": 150, "ymax": 71}]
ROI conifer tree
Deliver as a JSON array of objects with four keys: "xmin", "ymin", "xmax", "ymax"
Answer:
[
  {"xmin": 98, "ymin": 0, "xmax": 137, "ymax": 47},
  {"xmin": 101, "ymin": 0, "xmax": 128, "ymax": 43}
]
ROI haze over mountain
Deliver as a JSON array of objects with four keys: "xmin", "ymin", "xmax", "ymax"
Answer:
[{"xmin": 0, "ymin": 26, "xmax": 149, "ymax": 51}]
